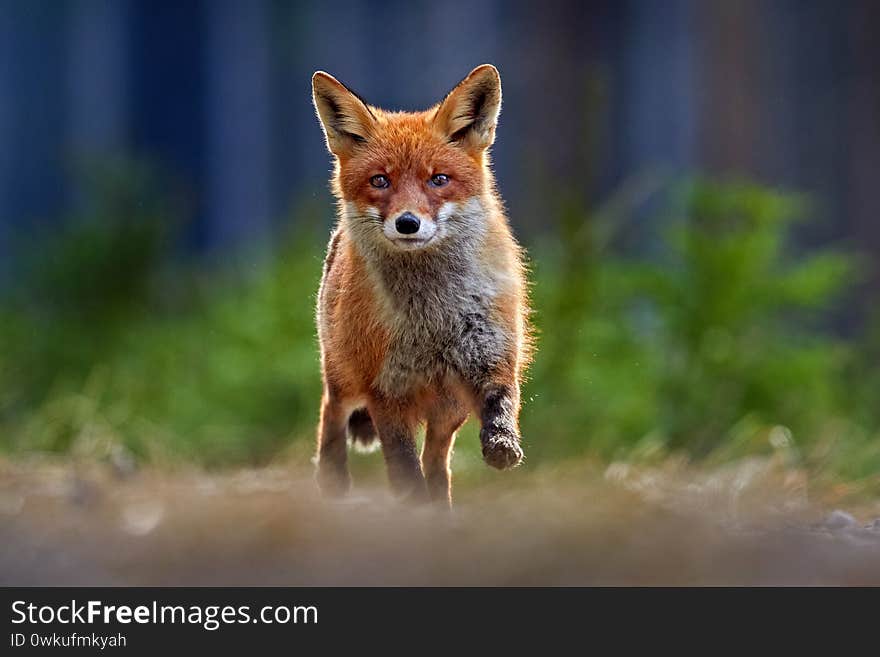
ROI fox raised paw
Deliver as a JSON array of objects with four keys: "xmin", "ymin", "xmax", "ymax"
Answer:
[{"xmin": 480, "ymin": 426, "xmax": 524, "ymax": 470}]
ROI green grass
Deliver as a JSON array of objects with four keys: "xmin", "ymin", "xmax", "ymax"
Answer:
[{"xmin": 1, "ymin": 165, "xmax": 878, "ymax": 492}]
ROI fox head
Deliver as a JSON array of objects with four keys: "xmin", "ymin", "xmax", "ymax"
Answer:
[{"xmin": 312, "ymin": 65, "xmax": 502, "ymax": 253}]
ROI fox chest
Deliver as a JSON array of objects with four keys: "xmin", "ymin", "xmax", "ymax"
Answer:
[{"xmin": 372, "ymin": 271, "xmax": 507, "ymax": 396}]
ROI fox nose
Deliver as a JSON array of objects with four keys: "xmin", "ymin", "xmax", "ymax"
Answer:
[{"xmin": 394, "ymin": 212, "xmax": 421, "ymax": 235}]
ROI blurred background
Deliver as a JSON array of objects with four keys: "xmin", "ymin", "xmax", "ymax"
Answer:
[{"xmin": 1, "ymin": 0, "xmax": 879, "ymax": 491}]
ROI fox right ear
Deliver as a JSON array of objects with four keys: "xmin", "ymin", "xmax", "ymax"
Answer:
[
  {"xmin": 434, "ymin": 64, "xmax": 502, "ymax": 154},
  {"xmin": 312, "ymin": 72, "xmax": 376, "ymax": 157}
]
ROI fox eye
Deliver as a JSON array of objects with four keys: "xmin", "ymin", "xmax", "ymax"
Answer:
[
  {"xmin": 429, "ymin": 174, "xmax": 450, "ymax": 187},
  {"xmin": 370, "ymin": 175, "xmax": 390, "ymax": 189}
]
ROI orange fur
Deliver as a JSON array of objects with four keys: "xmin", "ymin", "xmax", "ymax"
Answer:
[{"xmin": 312, "ymin": 65, "xmax": 532, "ymax": 505}]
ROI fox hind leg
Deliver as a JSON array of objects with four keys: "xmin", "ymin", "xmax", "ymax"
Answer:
[{"xmin": 315, "ymin": 393, "xmax": 352, "ymax": 497}]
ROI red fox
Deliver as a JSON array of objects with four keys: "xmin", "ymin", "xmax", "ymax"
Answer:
[{"xmin": 311, "ymin": 64, "xmax": 531, "ymax": 505}]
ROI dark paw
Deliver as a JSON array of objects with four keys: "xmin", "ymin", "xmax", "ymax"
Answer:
[
  {"xmin": 401, "ymin": 482, "xmax": 431, "ymax": 505},
  {"xmin": 480, "ymin": 428, "xmax": 524, "ymax": 470},
  {"xmin": 315, "ymin": 463, "xmax": 351, "ymax": 498},
  {"xmin": 388, "ymin": 469, "xmax": 429, "ymax": 504}
]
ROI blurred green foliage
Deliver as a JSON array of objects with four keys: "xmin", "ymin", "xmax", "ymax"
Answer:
[
  {"xmin": 0, "ymin": 161, "xmax": 322, "ymax": 466},
  {"xmin": 526, "ymin": 179, "xmax": 879, "ymax": 483},
  {"xmin": 1, "ymin": 163, "xmax": 878, "ymax": 486}
]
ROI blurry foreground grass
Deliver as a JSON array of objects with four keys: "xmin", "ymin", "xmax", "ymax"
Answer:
[
  {"xmin": 2, "ymin": 454, "xmax": 879, "ymax": 585},
  {"xmin": 0, "ymin": 161, "xmax": 879, "ymax": 498}
]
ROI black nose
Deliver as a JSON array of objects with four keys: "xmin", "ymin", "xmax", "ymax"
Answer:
[{"xmin": 395, "ymin": 212, "xmax": 421, "ymax": 235}]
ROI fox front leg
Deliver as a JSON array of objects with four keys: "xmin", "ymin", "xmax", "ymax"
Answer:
[
  {"xmin": 367, "ymin": 397, "xmax": 428, "ymax": 501},
  {"xmin": 478, "ymin": 384, "xmax": 524, "ymax": 469}
]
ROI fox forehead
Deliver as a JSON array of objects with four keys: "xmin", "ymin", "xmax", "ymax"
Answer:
[{"xmin": 336, "ymin": 111, "xmax": 484, "ymax": 205}]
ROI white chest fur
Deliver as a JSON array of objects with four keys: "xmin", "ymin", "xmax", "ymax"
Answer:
[{"xmin": 373, "ymin": 254, "xmax": 508, "ymax": 395}]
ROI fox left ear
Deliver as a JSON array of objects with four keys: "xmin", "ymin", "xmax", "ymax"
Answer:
[
  {"xmin": 434, "ymin": 64, "xmax": 502, "ymax": 153},
  {"xmin": 312, "ymin": 71, "xmax": 377, "ymax": 158}
]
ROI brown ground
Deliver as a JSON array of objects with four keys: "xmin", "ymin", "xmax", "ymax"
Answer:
[{"xmin": 2, "ymin": 455, "xmax": 879, "ymax": 586}]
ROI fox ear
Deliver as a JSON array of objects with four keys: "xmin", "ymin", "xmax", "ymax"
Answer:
[
  {"xmin": 434, "ymin": 64, "xmax": 502, "ymax": 153},
  {"xmin": 312, "ymin": 72, "xmax": 376, "ymax": 157}
]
